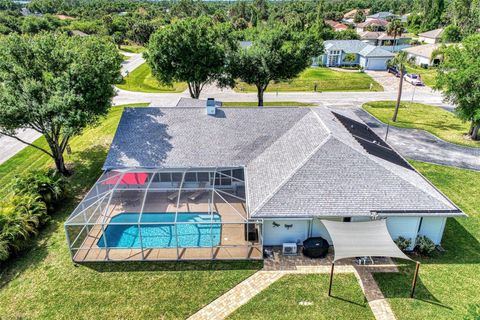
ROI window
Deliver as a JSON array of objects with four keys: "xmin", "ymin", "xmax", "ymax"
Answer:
[
  {"xmin": 184, "ymin": 172, "xmax": 197, "ymax": 182},
  {"xmin": 159, "ymin": 173, "xmax": 172, "ymax": 182},
  {"xmin": 232, "ymin": 169, "xmax": 244, "ymax": 181},
  {"xmin": 197, "ymin": 172, "xmax": 210, "ymax": 182}
]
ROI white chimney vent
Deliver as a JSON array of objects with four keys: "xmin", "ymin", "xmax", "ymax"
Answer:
[{"xmin": 206, "ymin": 98, "xmax": 217, "ymax": 115}]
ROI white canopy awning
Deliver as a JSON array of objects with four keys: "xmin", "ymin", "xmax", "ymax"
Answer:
[{"xmin": 322, "ymin": 219, "xmax": 412, "ymax": 262}]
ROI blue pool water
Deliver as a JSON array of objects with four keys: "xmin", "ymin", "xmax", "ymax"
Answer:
[{"xmin": 98, "ymin": 212, "xmax": 221, "ymax": 248}]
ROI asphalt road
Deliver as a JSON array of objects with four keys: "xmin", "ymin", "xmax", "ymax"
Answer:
[{"xmin": 2, "ymin": 55, "xmax": 477, "ymax": 172}]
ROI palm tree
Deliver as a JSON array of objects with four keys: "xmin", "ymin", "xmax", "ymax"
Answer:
[
  {"xmin": 390, "ymin": 51, "xmax": 409, "ymax": 122},
  {"xmin": 386, "ymin": 19, "xmax": 404, "ymax": 52}
]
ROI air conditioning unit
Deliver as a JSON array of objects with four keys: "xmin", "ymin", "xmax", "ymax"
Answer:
[{"xmin": 282, "ymin": 243, "xmax": 297, "ymax": 256}]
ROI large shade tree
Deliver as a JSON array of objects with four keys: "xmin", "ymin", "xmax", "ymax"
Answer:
[
  {"xmin": 230, "ymin": 28, "xmax": 322, "ymax": 106},
  {"xmin": 0, "ymin": 33, "xmax": 122, "ymax": 175},
  {"xmin": 436, "ymin": 34, "xmax": 480, "ymax": 140},
  {"xmin": 146, "ymin": 17, "xmax": 236, "ymax": 99}
]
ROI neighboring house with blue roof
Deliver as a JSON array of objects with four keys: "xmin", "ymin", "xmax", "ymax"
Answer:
[{"xmin": 318, "ymin": 40, "xmax": 395, "ymax": 70}]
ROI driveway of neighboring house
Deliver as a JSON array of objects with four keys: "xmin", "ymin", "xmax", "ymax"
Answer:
[
  {"xmin": 364, "ymin": 70, "xmax": 434, "ymax": 96},
  {"xmin": 354, "ymin": 108, "xmax": 480, "ymax": 171}
]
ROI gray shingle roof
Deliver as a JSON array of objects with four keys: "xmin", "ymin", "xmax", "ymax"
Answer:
[
  {"xmin": 359, "ymin": 45, "xmax": 396, "ymax": 57},
  {"xmin": 103, "ymin": 107, "xmax": 310, "ymax": 169},
  {"xmin": 419, "ymin": 28, "xmax": 444, "ymax": 39},
  {"xmin": 103, "ymin": 106, "xmax": 463, "ymax": 218},
  {"xmin": 402, "ymin": 43, "xmax": 442, "ymax": 58}
]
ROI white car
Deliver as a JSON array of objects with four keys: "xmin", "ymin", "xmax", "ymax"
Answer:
[{"xmin": 404, "ymin": 74, "xmax": 424, "ymax": 86}]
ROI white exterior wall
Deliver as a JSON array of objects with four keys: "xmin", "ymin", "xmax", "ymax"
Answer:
[
  {"xmin": 311, "ymin": 218, "xmax": 342, "ymax": 244},
  {"xmin": 407, "ymin": 53, "xmax": 431, "ymax": 66},
  {"xmin": 262, "ymin": 219, "xmax": 310, "ymax": 246},
  {"xmin": 418, "ymin": 217, "xmax": 447, "ymax": 245},
  {"xmin": 419, "ymin": 36, "xmax": 438, "ymax": 44},
  {"xmin": 262, "ymin": 216, "xmax": 447, "ymax": 248},
  {"xmin": 359, "ymin": 56, "xmax": 367, "ymax": 68},
  {"xmin": 386, "ymin": 217, "xmax": 421, "ymax": 250}
]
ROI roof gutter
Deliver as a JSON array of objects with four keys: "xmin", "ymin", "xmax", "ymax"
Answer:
[{"xmin": 372, "ymin": 209, "xmax": 466, "ymax": 217}]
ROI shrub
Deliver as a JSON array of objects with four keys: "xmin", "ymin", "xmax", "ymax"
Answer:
[
  {"xmin": 415, "ymin": 235, "xmax": 436, "ymax": 256},
  {"xmin": 0, "ymin": 195, "xmax": 46, "ymax": 259},
  {"xmin": 0, "ymin": 169, "xmax": 67, "ymax": 262},
  {"xmin": 12, "ymin": 169, "xmax": 68, "ymax": 211},
  {"xmin": 394, "ymin": 236, "xmax": 412, "ymax": 251}
]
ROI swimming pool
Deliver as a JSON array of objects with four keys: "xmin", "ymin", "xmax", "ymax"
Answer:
[{"xmin": 98, "ymin": 212, "xmax": 221, "ymax": 248}]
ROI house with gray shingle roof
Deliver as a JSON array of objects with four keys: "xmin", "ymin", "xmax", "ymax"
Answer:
[
  {"xmin": 419, "ymin": 28, "xmax": 444, "ymax": 44},
  {"xmin": 64, "ymin": 103, "xmax": 464, "ymax": 262},
  {"xmin": 320, "ymin": 40, "xmax": 395, "ymax": 70}
]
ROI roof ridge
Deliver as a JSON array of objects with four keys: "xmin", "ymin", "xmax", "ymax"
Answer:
[
  {"xmin": 246, "ymin": 109, "xmax": 328, "ymax": 165},
  {"xmin": 332, "ymin": 137, "xmax": 456, "ymax": 209},
  {"xmin": 250, "ymin": 134, "xmax": 333, "ymax": 216}
]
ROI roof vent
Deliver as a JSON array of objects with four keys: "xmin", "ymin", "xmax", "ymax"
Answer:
[{"xmin": 206, "ymin": 98, "xmax": 217, "ymax": 115}]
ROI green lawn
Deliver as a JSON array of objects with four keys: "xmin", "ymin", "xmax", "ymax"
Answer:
[
  {"xmin": 229, "ymin": 274, "xmax": 374, "ymax": 320},
  {"xmin": 363, "ymin": 101, "xmax": 480, "ymax": 148},
  {"xmin": 119, "ymin": 44, "xmax": 146, "ymax": 54},
  {"xmin": 234, "ymin": 67, "xmax": 383, "ymax": 93},
  {"xmin": 406, "ymin": 65, "xmax": 437, "ymax": 88},
  {"xmin": 223, "ymin": 101, "xmax": 316, "ymax": 107},
  {"xmin": 0, "ymin": 104, "xmax": 259, "ymax": 319},
  {"xmin": 116, "ymin": 63, "xmax": 187, "ymax": 93},
  {"xmin": 375, "ymin": 161, "xmax": 480, "ymax": 320}
]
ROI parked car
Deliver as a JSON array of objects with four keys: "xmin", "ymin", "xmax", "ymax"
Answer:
[
  {"xmin": 387, "ymin": 66, "xmax": 401, "ymax": 77},
  {"xmin": 404, "ymin": 74, "xmax": 424, "ymax": 86}
]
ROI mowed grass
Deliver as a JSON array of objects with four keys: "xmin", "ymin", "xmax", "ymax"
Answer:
[
  {"xmin": 0, "ymin": 104, "xmax": 259, "ymax": 319},
  {"xmin": 223, "ymin": 101, "xmax": 317, "ymax": 107},
  {"xmin": 406, "ymin": 65, "xmax": 437, "ymax": 88},
  {"xmin": 117, "ymin": 62, "xmax": 187, "ymax": 93},
  {"xmin": 229, "ymin": 274, "xmax": 374, "ymax": 320},
  {"xmin": 234, "ymin": 67, "xmax": 383, "ymax": 93},
  {"xmin": 363, "ymin": 101, "xmax": 480, "ymax": 148},
  {"xmin": 119, "ymin": 44, "xmax": 146, "ymax": 54},
  {"xmin": 375, "ymin": 161, "xmax": 480, "ymax": 320}
]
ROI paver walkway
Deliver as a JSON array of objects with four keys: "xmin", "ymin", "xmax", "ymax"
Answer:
[
  {"xmin": 355, "ymin": 265, "xmax": 398, "ymax": 320},
  {"xmin": 188, "ymin": 251, "xmax": 398, "ymax": 320},
  {"xmin": 354, "ymin": 109, "xmax": 480, "ymax": 171},
  {"xmin": 187, "ymin": 271, "xmax": 284, "ymax": 320}
]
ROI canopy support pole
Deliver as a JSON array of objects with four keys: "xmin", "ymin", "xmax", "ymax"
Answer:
[
  {"xmin": 328, "ymin": 262, "xmax": 335, "ymax": 296},
  {"xmin": 410, "ymin": 261, "xmax": 420, "ymax": 298}
]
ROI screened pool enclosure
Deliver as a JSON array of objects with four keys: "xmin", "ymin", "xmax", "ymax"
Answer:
[{"xmin": 65, "ymin": 168, "xmax": 263, "ymax": 262}]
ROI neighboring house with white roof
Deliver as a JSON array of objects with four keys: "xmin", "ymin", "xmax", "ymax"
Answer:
[
  {"xmin": 359, "ymin": 31, "xmax": 411, "ymax": 52},
  {"xmin": 64, "ymin": 104, "xmax": 463, "ymax": 262},
  {"xmin": 418, "ymin": 28, "xmax": 444, "ymax": 44},
  {"xmin": 366, "ymin": 11, "xmax": 397, "ymax": 21},
  {"xmin": 319, "ymin": 40, "xmax": 395, "ymax": 70},
  {"xmin": 402, "ymin": 43, "xmax": 443, "ymax": 66}
]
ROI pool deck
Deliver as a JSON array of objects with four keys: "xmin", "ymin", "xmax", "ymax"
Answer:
[{"xmin": 72, "ymin": 191, "xmax": 262, "ymax": 262}]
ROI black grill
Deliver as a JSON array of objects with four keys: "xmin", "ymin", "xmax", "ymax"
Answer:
[{"xmin": 303, "ymin": 237, "xmax": 329, "ymax": 259}]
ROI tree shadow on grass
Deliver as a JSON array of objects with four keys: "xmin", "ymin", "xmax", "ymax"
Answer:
[{"xmin": 80, "ymin": 260, "xmax": 264, "ymax": 273}]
